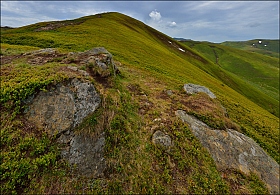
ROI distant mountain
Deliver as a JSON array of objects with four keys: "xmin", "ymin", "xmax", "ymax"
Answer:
[
  {"xmin": 173, "ymin": 37, "xmax": 192, "ymax": 41},
  {"xmin": 0, "ymin": 26, "xmax": 14, "ymax": 31},
  {"xmin": 220, "ymin": 39, "xmax": 279, "ymax": 58}
]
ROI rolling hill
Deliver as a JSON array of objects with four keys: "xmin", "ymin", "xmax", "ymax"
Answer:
[
  {"xmin": 181, "ymin": 40, "xmax": 279, "ymax": 103},
  {"xmin": 220, "ymin": 39, "xmax": 279, "ymax": 58},
  {"xmin": 1, "ymin": 12, "xmax": 279, "ymax": 194}
]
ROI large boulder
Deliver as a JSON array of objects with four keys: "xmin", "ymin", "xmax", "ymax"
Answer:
[
  {"xmin": 184, "ymin": 83, "xmax": 216, "ymax": 98},
  {"xmin": 176, "ymin": 110, "xmax": 279, "ymax": 194},
  {"xmin": 24, "ymin": 78, "xmax": 105, "ymax": 177},
  {"xmin": 25, "ymin": 78, "xmax": 101, "ymax": 136}
]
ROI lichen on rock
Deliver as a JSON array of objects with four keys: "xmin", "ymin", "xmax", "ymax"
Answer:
[
  {"xmin": 64, "ymin": 47, "xmax": 119, "ymax": 77},
  {"xmin": 24, "ymin": 78, "xmax": 105, "ymax": 177},
  {"xmin": 25, "ymin": 78, "xmax": 101, "ymax": 136},
  {"xmin": 60, "ymin": 132, "xmax": 106, "ymax": 177},
  {"xmin": 175, "ymin": 110, "xmax": 279, "ymax": 194},
  {"xmin": 22, "ymin": 47, "xmax": 120, "ymax": 178}
]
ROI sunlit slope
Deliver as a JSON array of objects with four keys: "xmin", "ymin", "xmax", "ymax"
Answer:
[{"xmin": 1, "ymin": 12, "xmax": 279, "ymax": 162}]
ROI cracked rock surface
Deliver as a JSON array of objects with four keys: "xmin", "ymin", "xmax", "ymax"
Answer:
[
  {"xmin": 25, "ymin": 78, "xmax": 101, "ymax": 136},
  {"xmin": 176, "ymin": 110, "xmax": 279, "ymax": 194},
  {"xmin": 25, "ymin": 78, "xmax": 105, "ymax": 176}
]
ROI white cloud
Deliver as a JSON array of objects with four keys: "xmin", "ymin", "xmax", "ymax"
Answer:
[
  {"xmin": 168, "ymin": 21, "xmax": 177, "ymax": 27},
  {"xmin": 149, "ymin": 10, "xmax": 161, "ymax": 21}
]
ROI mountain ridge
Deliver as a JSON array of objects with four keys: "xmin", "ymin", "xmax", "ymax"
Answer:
[{"xmin": 2, "ymin": 13, "xmax": 278, "ymax": 117}]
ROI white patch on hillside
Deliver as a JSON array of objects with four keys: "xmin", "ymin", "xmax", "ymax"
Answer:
[{"xmin": 178, "ymin": 48, "xmax": 185, "ymax": 52}]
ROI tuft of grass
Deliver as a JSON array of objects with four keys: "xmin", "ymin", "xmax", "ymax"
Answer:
[
  {"xmin": 221, "ymin": 169, "xmax": 269, "ymax": 194},
  {"xmin": 181, "ymin": 93, "xmax": 240, "ymax": 130},
  {"xmin": 0, "ymin": 43, "xmax": 40, "ymax": 55}
]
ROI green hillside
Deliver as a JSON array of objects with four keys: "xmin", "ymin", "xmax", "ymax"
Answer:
[
  {"xmin": 1, "ymin": 12, "xmax": 279, "ymax": 194},
  {"xmin": 181, "ymin": 40, "xmax": 279, "ymax": 103},
  {"xmin": 1, "ymin": 13, "xmax": 278, "ymax": 117},
  {"xmin": 220, "ymin": 39, "xmax": 279, "ymax": 58}
]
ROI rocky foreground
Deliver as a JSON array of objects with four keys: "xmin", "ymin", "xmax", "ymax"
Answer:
[{"xmin": 17, "ymin": 47, "xmax": 279, "ymax": 194}]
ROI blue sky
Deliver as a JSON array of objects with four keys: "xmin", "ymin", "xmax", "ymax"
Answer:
[{"xmin": 1, "ymin": 1, "xmax": 279, "ymax": 43}]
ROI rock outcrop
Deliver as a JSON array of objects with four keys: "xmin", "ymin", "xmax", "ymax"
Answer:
[
  {"xmin": 20, "ymin": 47, "xmax": 119, "ymax": 77},
  {"xmin": 184, "ymin": 83, "xmax": 216, "ymax": 98},
  {"xmin": 175, "ymin": 110, "xmax": 279, "ymax": 194},
  {"xmin": 22, "ymin": 47, "xmax": 120, "ymax": 177},
  {"xmin": 25, "ymin": 78, "xmax": 101, "ymax": 136},
  {"xmin": 24, "ymin": 78, "xmax": 105, "ymax": 177},
  {"xmin": 65, "ymin": 47, "xmax": 119, "ymax": 77}
]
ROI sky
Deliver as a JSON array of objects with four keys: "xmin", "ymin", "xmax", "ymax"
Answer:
[{"xmin": 1, "ymin": 1, "xmax": 279, "ymax": 43}]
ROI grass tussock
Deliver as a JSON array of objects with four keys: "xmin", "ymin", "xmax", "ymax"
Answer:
[{"xmin": 183, "ymin": 93, "xmax": 240, "ymax": 130}]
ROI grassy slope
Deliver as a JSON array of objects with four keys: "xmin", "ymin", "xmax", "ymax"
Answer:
[
  {"xmin": 220, "ymin": 39, "xmax": 279, "ymax": 58},
  {"xmin": 181, "ymin": 40, "xmax": 279, "ymax": 111},
  {"xmin": 2, "ymin": 13, "xmax": 278, "ymax": 117},
  {"xmin": 1, "ymin": 12, "xmax": 278, "ymax": 193}
]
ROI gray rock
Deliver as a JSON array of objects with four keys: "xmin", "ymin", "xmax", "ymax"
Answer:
[
  {"xmin": 89, "ymin": 57, "xmax": 111, "ymax": 77},
  {"xmin": 24, "ymin": 78, "xmax": 104, "ymax": 177},
  {"xmin": 166, "ymin": 90, "xmax": 173, "ymax": 96},
  {"xmin": 65, "ymin": 47, "xmax": 118, "ymax": 77},
  {"xmin": 25, "ymin": 78, "xmax": 101, "ymax": 136},
  {"xmin": 78, "ymin": 69, "xmax": 89, "ymax": 77},
  {"xmin": 152, "ymin": 130, "xmax": 172, "ymax": 150},
  {"xmin": 183, "ymin": 83, "xmax": 216, "ymax": 98},
  {"xmin": 61, "ymin": 133, "xmax": 106, "ymax": 177},
  {"xmin": 175, "ymin": 110, "xmax": 279, "ymax": 194},
  {"xmin": 67, "ymin": 66, "xmax": 78, "ymax": 71}
]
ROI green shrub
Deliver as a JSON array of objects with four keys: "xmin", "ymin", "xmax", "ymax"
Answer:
[{"xmin": 1, "ymin": 122, "xmax": 59, "ymax": 194}]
